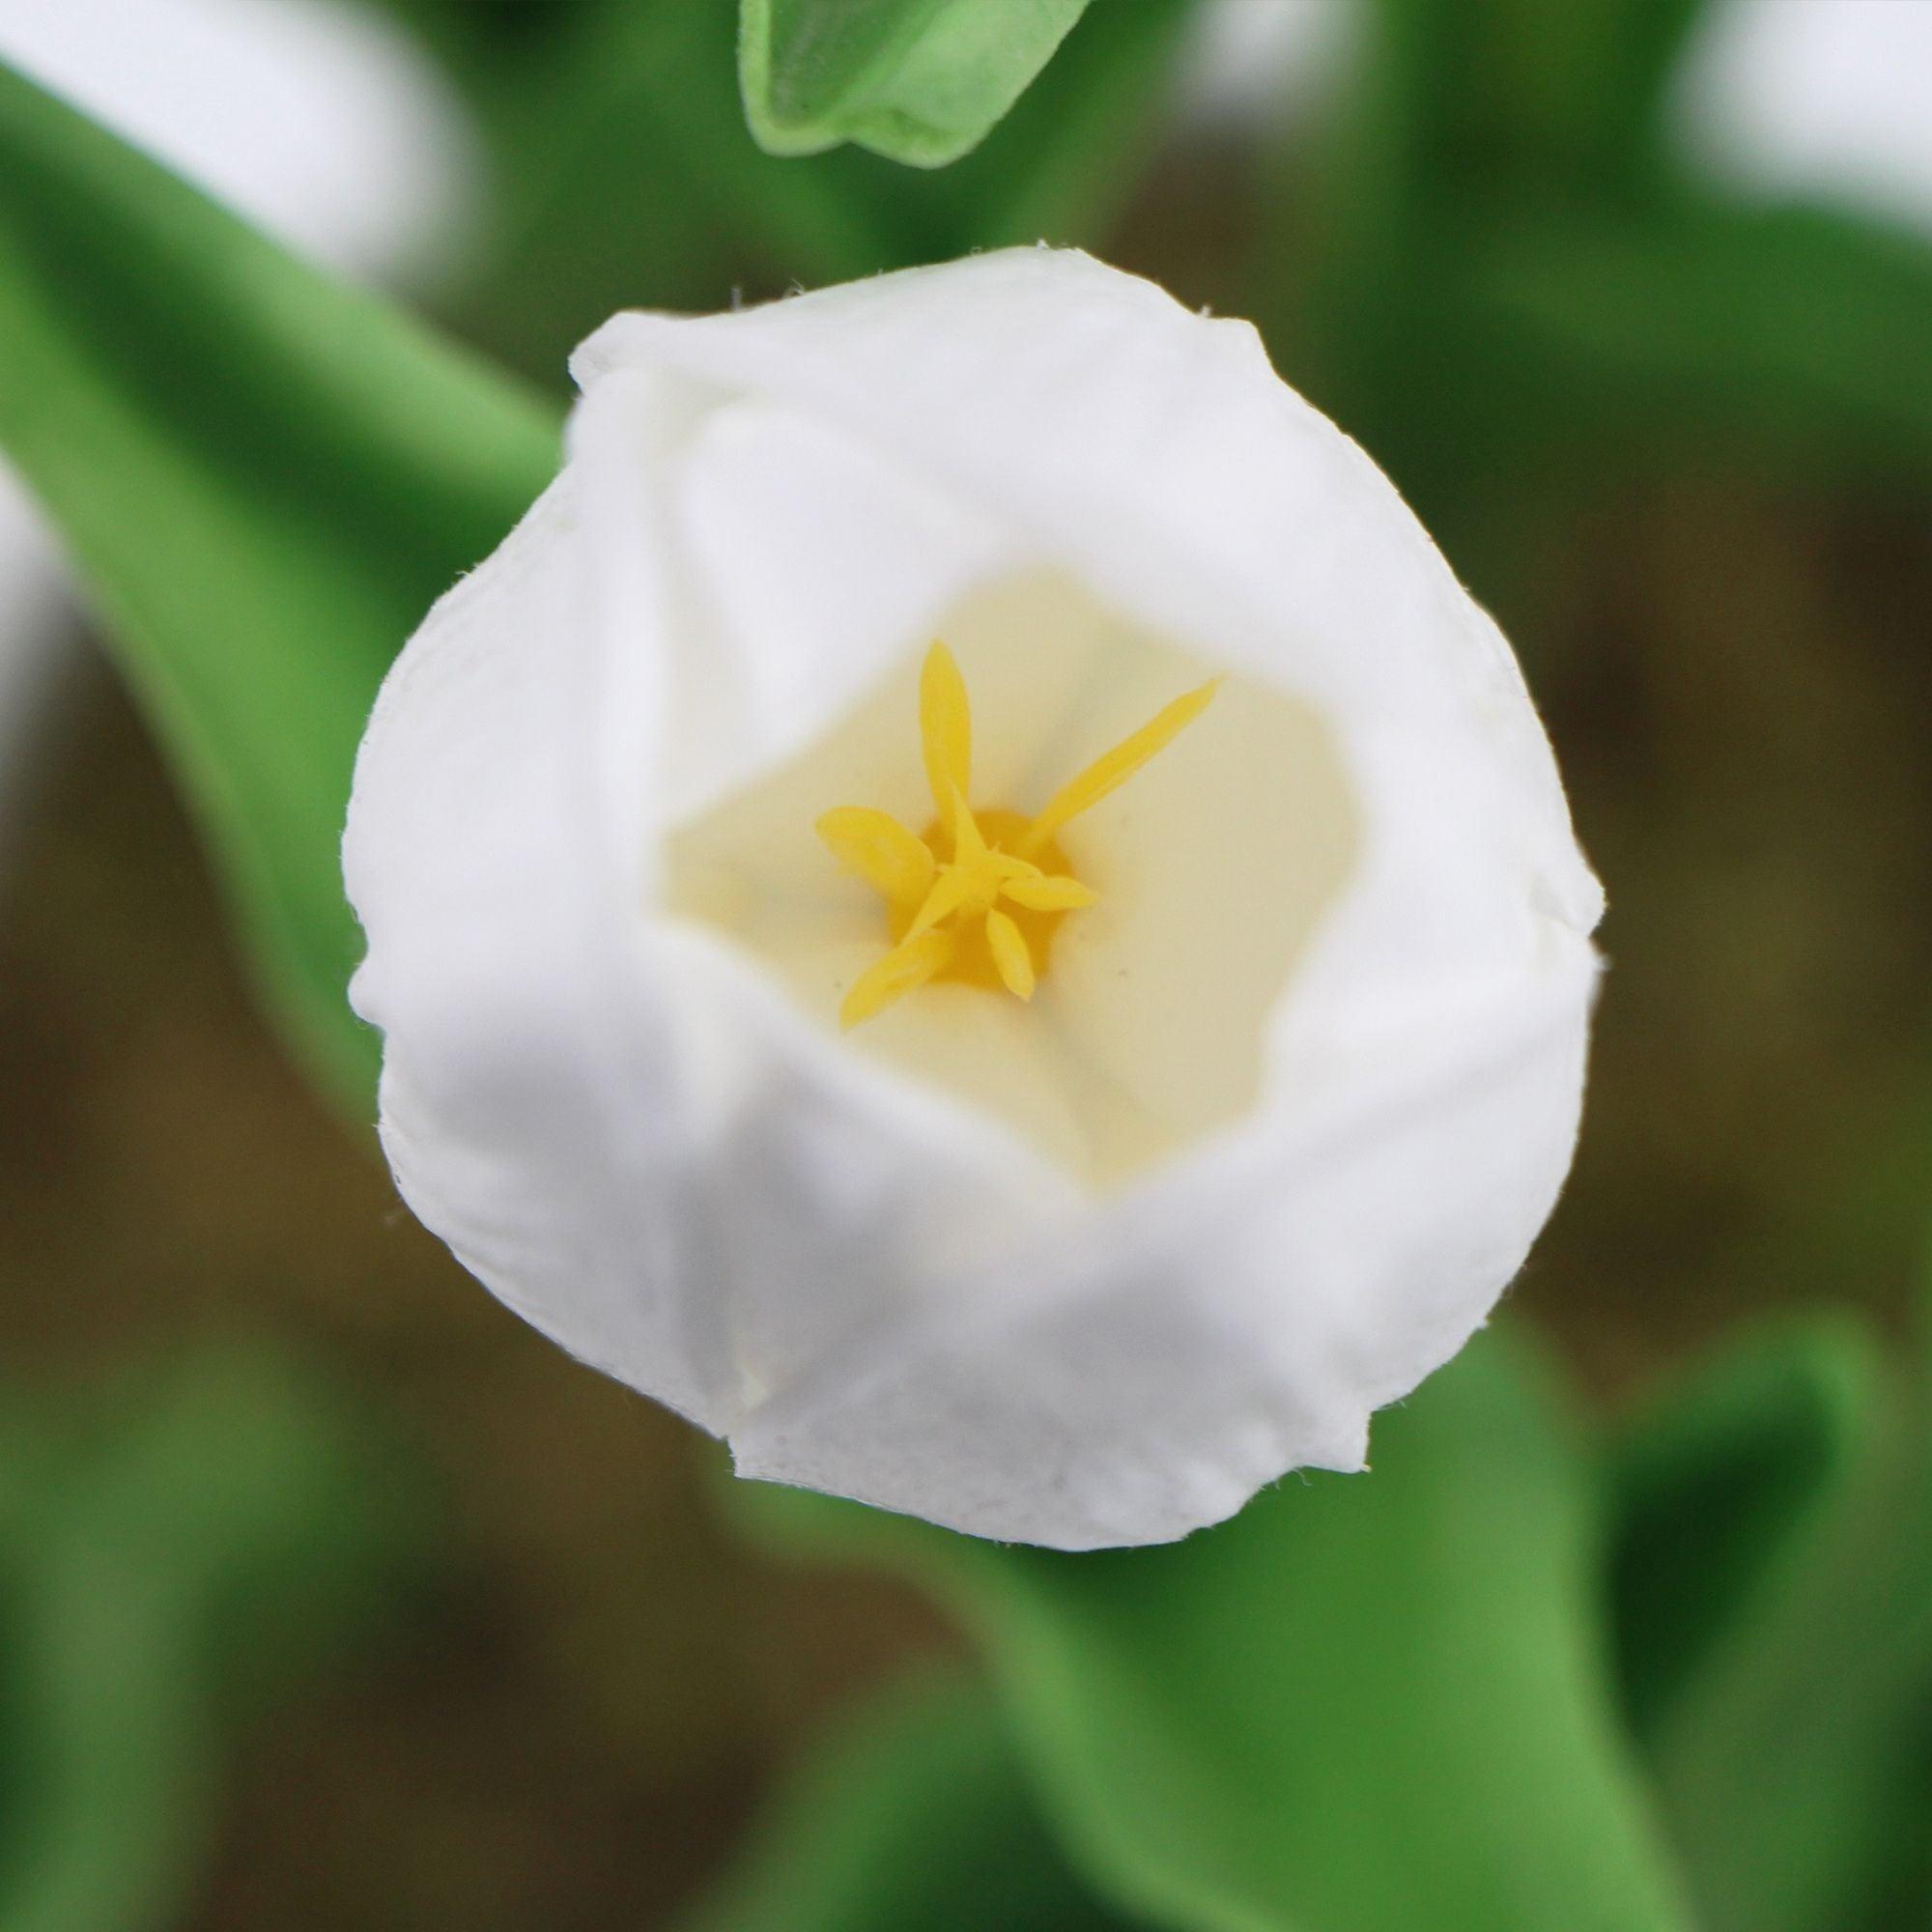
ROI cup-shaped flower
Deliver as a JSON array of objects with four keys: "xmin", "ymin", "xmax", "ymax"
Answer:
[{"xmin": 343, "ymin": 248, "xmax": 1603, "ymax": 1550}]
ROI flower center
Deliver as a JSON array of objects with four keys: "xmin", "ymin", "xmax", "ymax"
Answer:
[{"xmin": 818, "ymin": 641, "xmax": 1217, "ymax": 1029}]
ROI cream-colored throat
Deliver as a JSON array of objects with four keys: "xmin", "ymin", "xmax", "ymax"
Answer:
[{"xmin": 665, "ymin": 571, "xmax": 1359, "ymax": 1189}]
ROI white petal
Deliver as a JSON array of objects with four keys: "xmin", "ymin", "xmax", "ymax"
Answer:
[
  {"xmin": 348, "ymin": 454, "xmax": 1075, "ymax": 1439},
  {"xmin": 347, "ymin": 482, "xmax": 735, "ymax": 1433},
  {"xmin": 355, "ymin": 249, "xmax": 1603, "ymax": 1547},
  {"xmin": 732, "ymin": 938, "xmax": 1595, "ymax": 1548}
]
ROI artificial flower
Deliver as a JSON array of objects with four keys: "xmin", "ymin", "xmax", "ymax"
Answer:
[{"xmin": 344, "ymin": 247, "xmax": 1603, "ymax": 1549}]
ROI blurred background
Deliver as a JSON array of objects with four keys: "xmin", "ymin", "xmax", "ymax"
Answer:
[{"xmin": 0, "ymin": 1, "xmax": 1927, "ymax": 1925}]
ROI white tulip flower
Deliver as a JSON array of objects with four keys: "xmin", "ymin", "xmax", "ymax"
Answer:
[{"xmin": 344, "ymin": 247, "xmax": 1603, "ymax": 1549}]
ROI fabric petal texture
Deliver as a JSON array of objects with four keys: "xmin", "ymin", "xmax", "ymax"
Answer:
[{"xmin": 345, "ymin": 248, "xmax": 1603, "ymax": 1548}]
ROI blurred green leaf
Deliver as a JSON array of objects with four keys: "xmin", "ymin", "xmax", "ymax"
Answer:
[
  {"xmin": 1273, "ymin": 0, "xmax": 1932, "ymax": 571},
  {"xmin": 455, "ymin": 0, "xmax": 900, "ymax": 365},
  {"xmin": 1282, "ymin": 0, "xmax": 1714, "ymax": 379},
  {"xmin": 732, "ymin": 1334, "xmax": 1694, "ymax": 1932},
  {"xmin": 1458, "ymin": 196, "xmax": 1932, "ymax": 488},
  {"xmin": 0, "ymin": 60, "xmax": 560, "ymax": 1116},
  {"xmin": 906, "ymin": 0, "xmax": 1193, "ymax": 250},
  {"xmin": 1605, "ymin": 1314, "xmax": 1883, "ymax": 1741},
  {"xmin": 1347, "ymin": 0, "xmax": 1711, "ymax": 201},
  {"xmin": 677, "ymin": 1672, "xmax": 1138, "ymax": 1932},
  {"xmin": 1607, "ymin": 1318, "xmax": 1932, "ymax": 1932},
  {"xmin": 346, "ymin": 0, "xmax": 591, "ymax": 81},
  {"xmin": 0, "ymin": 1345, "xmax": 429, "ymax": 1932},
  {"xmin": 1276, "ymin": 187, "xmax": 1932, "ymax": 589},
  {"xmin": 739, "ymin": 0, "xmax": 1092, "ymax": 166},
  {"xmin": 371, "ymin": 0, "xmax": 1186, "ymax": 376}
]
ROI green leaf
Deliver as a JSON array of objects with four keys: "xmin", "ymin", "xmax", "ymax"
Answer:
[
  {"xmin": 0, "ymin": 60, "xmax": 560, "ymax": 1116},
  {"xmin": 1605, "ymin": 1314, "xmax": 1884, "ymax": 1742},
  {"xmin": 731, "ymin": 1333, "xmax": 1694, "ymax": 1932},
  {"xmin": 1348, "ymin": 0, "xmax": 1712, "ymax": 197},
  {"xmin": 452, "ymin": 0, "xmax": 1191, "ymax": 377},
  {"xmin": 1607, "ymin": 1317, "xmax": 1932, "ymax": 1932},
  {"xmin": 739, "ymin": 0, "xmax": 1093, "ymax": 167},
  {"xmin": 454, "ymin": 0, "xmax": 903, "ymax": 370},
  {"xmin": 902, "ymin": 0, "xmax": 1194, "ymax": 250},
  {"xmin": 0, "ymin": 1345, "xmax": 429, "ymax": 1932},
  {"xmin": 1280, "ymin": 0, "xmax": 1715, "ymax": 374},
  {"xmin": 676, "ymin": 1673, "xmax": 1138, "ymax": 1932},
  {"xmin": 1455, "ymin": 195, "xmax": 1932, "ymax": 488},
  {"xmin": 1289, "ymin": 189, "xmax": 1932, "ymax": 562}
]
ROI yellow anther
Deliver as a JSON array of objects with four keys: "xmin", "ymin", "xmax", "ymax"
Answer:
[
  {"xmin": 984, "ymin": 910, "xmax": 1036, "ymax": 1001},
  {"xmin": 820, "ymin": 642, "xmax": 1216, "ymax": 1026},
  {"xmin": 921, "ymin": 642, "xmax": 972, "ymax": 838},
  {"xmin": 839, "ymin": 927, "xmax": 954, "ymax": 1029},
  {"xmin": 1016, "ymin": 677, "xmax": 1222, "ymax": 858},
  {"xmin": 905, "ymin": 867, "xmax": 980, "ymax": 943},
  {"xmin": 1000, "ymin": 873, "xmax": 1097, "ymax": 913},
  {"xmin": 815, "ymin": 806, "xmax": 936, "ymax": 909}
]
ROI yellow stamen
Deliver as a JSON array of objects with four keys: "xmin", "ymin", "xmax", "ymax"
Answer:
[
  {"xmin": 820, "ymin": 642, "xmax": 1216, "ymax": 1026},
  {"xmin": 1016, "ymin": 677, "xmax": 1222, "ymax": 858},
  {"xmin": 815, "ymin": 806, "xmax": 936, "ymax": 909},
  {"xmin": 1000, "ymin": 873, "xmax": 1097, "ymax": 913},
  {"xmin": 944, "ymin": 777, "xmax": 988, "ymax": 863},
  {"xmin": 839, "ymin": 927, "xmax": 955, "ymax": 1029},
  {"xmin": 921, "ymin": 642, "xmax": 972, "ymax": 838},
  {"xmin": 984, "ymin": 909, "xmax": 1036, "ymax": 1000},
  {"xmin": 905, "ymin": 866, "xmax": 980, "ymax": 943}
]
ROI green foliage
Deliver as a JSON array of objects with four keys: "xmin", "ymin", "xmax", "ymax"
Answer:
[
  {"xmin": 732, "ymin": 1335, "xmax": 1694, "ymax": 1932},
  {"xmin": 411, "ymin": 0, "xmax": 1190, "ymax": 377},
  {"xmin": 886, "ymin": 0, "xmax": 1193, "ymax": 251},
  {"xmin": 739, "ymin": 0, "xmax": 1093, "ymax": 167},
  {"xmin": 0, "ymin": 1346, "xmax": 428, "ymax": 1932},
  {"xmin": 1607, "ymin": 1319, "xmax": 1932, "ymax": 1932},
  {"xmin": 1456, "ymin": 197, "xmax": 1932, "ymax": 488},
  {"xmin": 1265, "ymin": 0, "xmax": 1932, "ymax": 604},
  {"xmin": 0, "ymin": 59, "xmax": 560, "ymax": 1116},
  {"xmin": 714, "ymin": 1315, "xmax": 1932, "ymax": 1932},
  {"xmin": 1346, "ymin": 0, "xmax": 1709, "ymax": 200},
  {"xmin": 675, "ymin": 1673, "xmax": 1137, "ymax": 1932},
  {"xmin": 469, "ymin": 0, "xmax": 896, "ymax": 344},
  {"xmin": 1606, "ymin": 1314, "xmax": 1885, "ymax": 1740}
]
